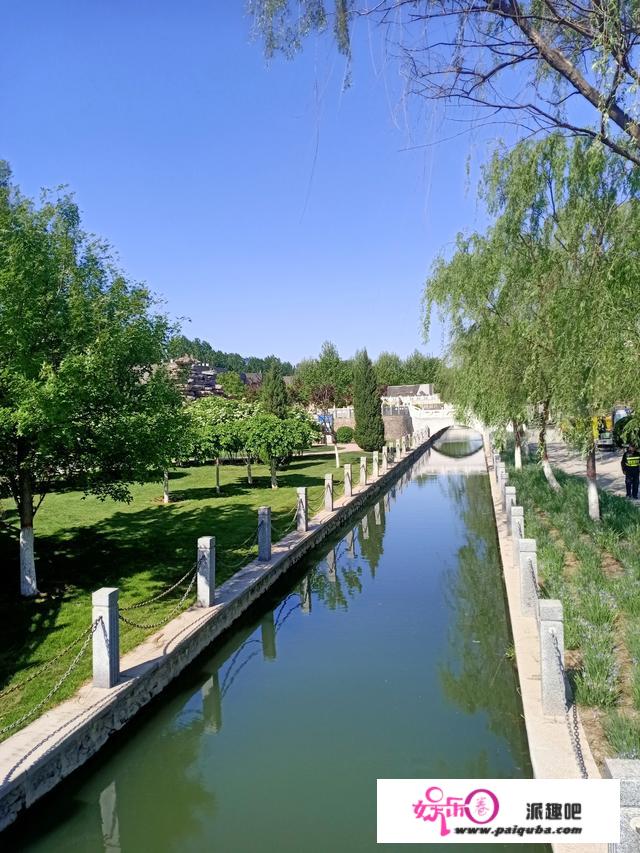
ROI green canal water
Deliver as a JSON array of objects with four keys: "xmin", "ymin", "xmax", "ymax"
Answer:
[{"xmin": 8, "ymin": 439, "xmax": 547, "ymax": 852}]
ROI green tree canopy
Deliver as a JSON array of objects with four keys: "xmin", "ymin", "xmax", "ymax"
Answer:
[
  {"xmin": 260, "ymin": 364, "xmax": 289, "ymax": 418},
  {"xmin": 352, "ymin": 349, "xmax": 385, "ymax": 452},
  {"xmin": 218, "ymin": 371, "xmax": 246, "ymax": 400},
  {"xmin": 0, "ymin": 164, "xmax": 184, "ymax": 595}
]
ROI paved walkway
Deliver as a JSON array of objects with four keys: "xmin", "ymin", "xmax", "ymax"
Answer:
[{"xmin": 546, "ymin": 441, "xmax": 630, "ymax": 499}]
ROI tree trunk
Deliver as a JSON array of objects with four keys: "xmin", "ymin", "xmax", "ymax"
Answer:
[
  {"xmin": 215, "ymin": 458, "xmax": 220, "ymax": 495},
  {"xmin": 334, "ymin": 436, "xmax": 340, "ymax": 468},
  {"xmin": 270, "ymin": 459, "xmax": 278, "ymax": 489},
  {"xmin": 586, "ymin": 443, "xmax": 601, "ymax": 521},
  {"xmin": 539, "ymin": 402, "xmax": 561, "ymax": 492},
  {"xmin": 163, "ymin": 470, "xmax": 170, "ymax": 504},
  {"xmin": 247, "ymin": 459, "xmax": 253, "ymax": 485},
  {"xmin": 513, "ymin": 420, "xmax": 522, "ymax": 470},
  {"xmin": 18, "ymin": 468, "xmax": 38, "ymax": 597}
]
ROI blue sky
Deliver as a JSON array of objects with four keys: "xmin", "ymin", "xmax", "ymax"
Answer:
[{"xmin": 2, "ymin": 2, "xmax": 503, "ymax": 364}]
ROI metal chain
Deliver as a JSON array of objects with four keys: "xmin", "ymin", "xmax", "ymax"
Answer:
[
  {"xmin": 218, "ymin": 524, "xmax": 262, "ymax": 571},
  {"xmin": 0, "ymin": 619, "xmax": 100, "ymax": 700},
  {"xmin": 550, "ymin": 631, "xmax": 589, "ymax": 779},
  {"xmin": 118, "ymin": 571, "xmax": 197, "ymax": 630},
  {"xmin": 0, "ymin": 618, "xmax": 101, "ymax": 736},
  {"xmin": 120, "ymin": 561, "xmax": 199, "ymax": 611},
  {"xmin": 271, "ymin": 502, "xmax": 301, "ymax": 539}
]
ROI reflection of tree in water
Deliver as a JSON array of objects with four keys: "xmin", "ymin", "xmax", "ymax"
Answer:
[{"xmin": 439, "ymin": 474, "xmax": 531, "ymax": 768}]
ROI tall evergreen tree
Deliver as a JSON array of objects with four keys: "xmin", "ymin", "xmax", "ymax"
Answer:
[
  {"xmin": 353, "ymin": 349, "xmax": 385, "ymax": 452},
  {"xmin": 260, "ymin": 364, "xmax": 289, "ymax": 419}
]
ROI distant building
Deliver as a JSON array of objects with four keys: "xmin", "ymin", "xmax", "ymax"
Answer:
[
  {"xmin": 168, "ymin": 355, "xmax": 262, "ymax": 400},
  {"xmin": 382, "ymin": 384, "xmax": 435, "ymax": 405}
]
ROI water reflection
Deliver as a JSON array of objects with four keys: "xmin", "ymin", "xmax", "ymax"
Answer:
[{"xmin": 12, "ymin": 450, "xmax": 546, "ymax": 853}]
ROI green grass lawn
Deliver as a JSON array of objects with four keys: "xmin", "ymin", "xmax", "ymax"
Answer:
[{"xmin": 0, "ymin": 450, "xmax": 369, "ymax": 739}]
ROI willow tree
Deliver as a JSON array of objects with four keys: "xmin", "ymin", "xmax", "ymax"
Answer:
[
  {"xmin": 251, "ymin": 1, "xmax": 640, "ymax": 167},
  {"xmin": 484, "ymin": 136, "xmax": 640, "ymax": 519},
  {"xmin": 426, "ymin": 134, "xmax": 640, "ymax": 518},
  {"xmin": 0, "ymin": 164, "xmax": 184, "ymax": 595},
  {"xmin": 424, "ymin": 230, "xmax": 537, "ymax": 472}
]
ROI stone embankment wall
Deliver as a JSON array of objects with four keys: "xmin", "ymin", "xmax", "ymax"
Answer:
[{"xmin": 333, "ymin": 413, "xmax": 413, "ymax": 441}]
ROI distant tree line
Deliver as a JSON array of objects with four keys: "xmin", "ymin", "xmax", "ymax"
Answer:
[
  {"xmin": 291, "ymin": 341, "xmax": 441, "ymax": 408},
  {"xmin": 167, "ymin": 334, "xmax": 294, "ymax": 376}
]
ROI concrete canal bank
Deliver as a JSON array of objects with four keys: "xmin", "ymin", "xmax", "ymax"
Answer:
[{"xmin": 485, "ymin": 441, "xmax": 607, "ymax": 853}]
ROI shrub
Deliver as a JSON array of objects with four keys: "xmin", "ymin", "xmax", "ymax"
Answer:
[{"xmin": 336, "ymin": 426, "xmax": 354, "ymax": 443}]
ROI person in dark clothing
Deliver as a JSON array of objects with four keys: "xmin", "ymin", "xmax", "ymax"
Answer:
[{"xmin": 622, "ymin": 444, "xmax": 640, "ymax": 499}]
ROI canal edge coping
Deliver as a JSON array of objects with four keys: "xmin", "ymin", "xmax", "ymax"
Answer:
[{"xmin": 483, "ymin": 439, "xmax": 607, "ymax": 853}]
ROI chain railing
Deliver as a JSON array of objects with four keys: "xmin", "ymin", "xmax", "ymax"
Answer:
[
  {"xmin": 119, "ymin": 563, "xmax": 198, "ymax": 612},
  {"xmin": 270, "ymin": 503, "xmax": 301, "ymax": 540},
  {"xmin": 118, "ymin": 569, "xmax": 198, "ymax": 631},
  {"xmin": 218, "ymin": 527, "xmax": 260, "ymax": 572},
  {"xmin": 0, "ymin": 618, "xmax": 101, "ymax": 737},
  {"xmin": 550, "ymin": 631, "xmax": 589, "ymax": 779}
]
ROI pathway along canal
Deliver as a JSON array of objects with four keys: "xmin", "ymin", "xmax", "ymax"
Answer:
[{"xmin": 8, "ymin": 436, "xmax": 547, "ymax": 852}]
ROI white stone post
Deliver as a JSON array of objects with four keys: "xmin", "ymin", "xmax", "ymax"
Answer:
[
  {"xmin": 382, "ymin": 445, "xmax": 388, "ymax": 473},
  {"xmin": 92, "ymin": 587, "xmax": 119, "ymax": 688},
  {"xmin": 197, "ymin": 536, "xmax": 215, "ymax": 606},
  {"xmin": 539, "ymin": 599, "xmax": 567, "ymax": 715},
  {"xmin": 296, "ymin": 487, "xmax": 308, "ymax": 532},
  {"xmin": 344, "ymin": 463, "xmax": 352, "ymax": 498},
  {"xmin": 505, "ymin": 485, "xmax": 516, "ymax": 523},
  {"xmin": 500, "ymin": 469, "xmax": 509, "ymax": 506},
  {"xmin": 324, "ymin": 473, "xmax": 333, "ymax": 512},
  {"xmin": 519, "ymin": 539, "xmax": 538, "ymax": 616},
  {"xmin": 510, "ymin": 505, "xmax": 524, "ymax": 544},
  {"xmin": 395, "ymin": 438, "xmax": 400, "ymax": 460},
  {"xmin": 495, "ymin": 459, "xmax": 503, "ymax": 483},
  {"xmin": 258, "ymin": 506, "xmax": 271, "ymax": 561},
  {"xmin": 360, "ymin": 456, "xmax": 367, "ymax": 486},
  {"xmin": 401, "ymin": 435, "xmax": 407, "ymax": 455},
  {"xmin": 372, "ymin": 451, "xmax": 379, "ymax": 479}
]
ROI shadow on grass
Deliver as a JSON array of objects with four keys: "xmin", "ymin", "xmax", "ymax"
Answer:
[{"xmin": 0, "ymin": 455, "xmax": 364, "ymax": 687}]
